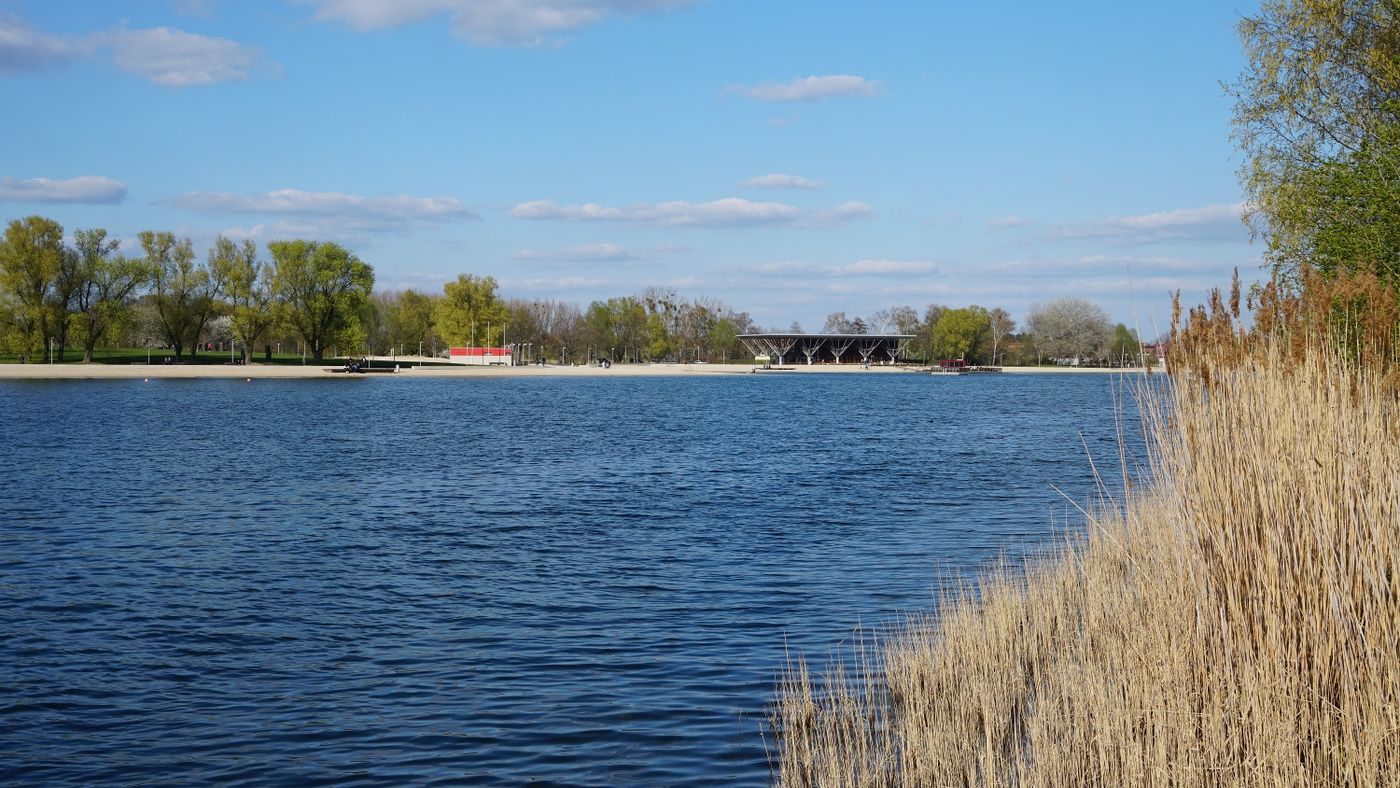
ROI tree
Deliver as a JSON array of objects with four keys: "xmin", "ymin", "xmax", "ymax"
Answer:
[
  {"xmin": 433, "ymin": 273, "xmax": 507, "ymax": 348},
  {"xmin": 931, "ymin": 306, "xmax": 990, "ymax": 361},
  {"xmin": 72, "ymin": 228, "xmax": 149, "ymax": 363},
  {"xmin": 271, "ymin": 240, "xmax": 374, "ymax": 362},
  {"xmin": 1027, "ymin": 298, "xmax": 1112, "ymax": 364},
  {"xmin": 1108, "ymin": 323, "xmax": 1141, "ymax": 367},
  {"xmin": 849, "ymin": 316, "xmax": 868, "ymax": 334},
  {"xmin": 209, "ymin": 236, "xmax": 275, "ymax": 363},
  {"xmin": 0, "ymin": 216, "xmax": 65, "ymax": 362},
  {"xmin": 822, "ymin": 311, "xmax": 853, "ymax": 333},
  {"xmin": 583, "ymin": 296, "xmax": 646, "ymax": 361},
  {"xmin": 987, "ymin": 307, "xmax": 1015, "ymax": 365},
  {"xmin": 145, "ymin": 231, "xmax": 220, "ymax": 360},
  {"xmin": 1230, "ymin": 0, "xmax": 1400, "ymax": 277}
]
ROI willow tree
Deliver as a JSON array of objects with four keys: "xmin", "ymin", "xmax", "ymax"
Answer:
[
  {"xmin": 209, "ymin": 236, "xmax": 275, "ymax": 363},
  {"xmin": 1230, "ymin": 0, "xmax": 1400, "ymax": 278},
  {"xmin": 145, "ymin": 231, "xmax": 221, "ymax": 360},
  {"xmin": 72, "ymin": 228, "xmax": 149, "ymax": 363},
  {"xmin": 433, "ymin": 273, "xmax": 508, "ymax": 347},
  {"xmin": 270, "ymin": 240, "xmax": 374, "ymax": 362},
  {"xmin": 0, "ymin": 215, "xmax": 65, "ymax": 361}
]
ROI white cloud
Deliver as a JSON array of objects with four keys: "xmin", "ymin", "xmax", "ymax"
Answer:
[
  {"xmin": 298, "ymin": 0, "xmax": 695, "ymax": 46},
  {"xmin": 1050, "ymin": 202, "xmax": 1249, "ymax": 243},
  {"xmin": 729, "ymin": 75, "xmax": 880, "ymax": 102},
  {"xmin": 175, "ymin": 188, "xmax": 473, "ymax": 218},
  {"xmin": 98, "ymin": 27, "xmax": 262, "ymax": 87},
  {"xmin": 742, "ymin": 173, "xmax": 824, "ymax": 190},
  {"xmin": 806, "ymin": 200, "xmax": 872, "ymax": 227},
  {"xmin": 512, "ymin": 197, "xmax": 800, "ymax": 228},
  {"xmin": 986, "ymin": 214, "xmax": 1030, "ymax": 230},
  {"xmin": 0, "ymin": 14, "xmax": 81, "ymax": 71},
  {"xmin": 515, "ymin": 275, "xmax": 611, "ymax": 290},
  {"xmin": 173, "ymin": 188, "xmax": 476, "ymax": 234},
  {"xmin": 0, "ymin": 176, "xmax": 127, "ymax": 204},
  {"xmin": 842, "ymin": 259, "xmax": 937, "ymax": 275},
  {"xmin": 511, "ymin": 243, "xmax": 640, "ymax": 262},
  {"xmin": 0, "ymin": 13, "xmax": 270, "ymax": 86}
]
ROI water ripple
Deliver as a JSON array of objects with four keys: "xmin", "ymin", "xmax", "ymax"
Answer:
[{"xmin": 0, "ymin": 373, "xmax": 1144, "ymax": 785}]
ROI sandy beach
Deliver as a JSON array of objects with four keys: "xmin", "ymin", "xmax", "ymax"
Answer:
[{"xmin": 0, "ymin": 359, "xmax": 1151, "ymax": 380}]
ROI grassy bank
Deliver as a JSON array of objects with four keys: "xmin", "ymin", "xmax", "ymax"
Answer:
[{"xmin": 770, "ymin": 344, "xmax": 1400, "ymax": 784}]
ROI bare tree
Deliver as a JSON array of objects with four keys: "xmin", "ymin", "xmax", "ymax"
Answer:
[
  {"xmin": 987, "ymin": 307, "xmax": 1015, "ymax": 365},
  {"xmin": 1026, "ymin": 298, "xmax": 1112, "ymax": 364}
]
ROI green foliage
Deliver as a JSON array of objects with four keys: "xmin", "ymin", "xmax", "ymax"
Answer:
[
  {"xmin": 433, "ymin": 273, "xmax": 508, "ymax": 347},
  {"xmin": 210, "ymin": 236, "xmax": 275, "ymax": 362},
  {"xmin": 145, "ymin": 231, "xmax": 222, "ymax": 359},
  {"xmin": 1230, "ymin": 0, "xmax": 1400, "ymax": 278},
  {"xmin": 931, "ymin": 306, "xmax": 989, "ymax": 361},
  {"xmin": 0, "ymin": 215, "xmax": 65, "ymax": 361},
  {"xmin": 1108, "ymin": 323, "xmax": 1141, "ymax": 365},
  {"xmin": 584, "ymin": 296, "xmax": 646, "ymax": 360},
  {"xmin": 271, "ymin": 240, "xmax": 374, "ymax": 361},
  {"xmin": 72, "ymin": 227, "xmax": 149, "ymax": 362}
]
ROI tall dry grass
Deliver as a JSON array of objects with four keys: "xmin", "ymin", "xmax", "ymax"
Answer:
[{"xmin": 771, "ymin": 323, "xmax": 1400, "ymax": 784}]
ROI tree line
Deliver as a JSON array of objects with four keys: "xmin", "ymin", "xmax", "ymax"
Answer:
[
  {"xmin": 0, "ymin": 216, "xmax": 374, "ymax": 363},
  {"xmin": 1, "ymin": 213, "xmax": 1140, "ymax": 367},
  {"xmin": 815, "ymin": 299, "xmax": 1143, "ymax": 366}
]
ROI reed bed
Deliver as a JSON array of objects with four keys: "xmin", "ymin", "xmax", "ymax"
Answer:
[{"xmin": 770, "ymin": 343, "xmax": 1400, "ymax": 786}]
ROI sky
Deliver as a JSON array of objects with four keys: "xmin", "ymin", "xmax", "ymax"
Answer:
[{"xmin": 0, "ymin": 0, "xmax": 1261, "ymax": 334}]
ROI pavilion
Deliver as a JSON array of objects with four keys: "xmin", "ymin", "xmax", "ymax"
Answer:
[{"xmin": 737, "ymin": 333, "xmax": 915, "ymax": 366}]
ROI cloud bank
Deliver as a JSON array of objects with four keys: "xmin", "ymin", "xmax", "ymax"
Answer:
[
  {"xmin": 512, "ymin": 196, "xmax": 871, "ymax": 228},
  {"xmin": 298, "ymin": 0, "xmax": 695, "ymax": 46},
  {"xmin": 171, "ymin": 188, "xmax": 477, "ymax": 233},
  {"xmin": 0, "ymin": 176, "xmax": 127, "ymax": 204}
]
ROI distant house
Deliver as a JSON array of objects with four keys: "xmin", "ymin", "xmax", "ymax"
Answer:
[{"xmin": 448, "ymin": 346, "xmax": 513, "ymax": 366}]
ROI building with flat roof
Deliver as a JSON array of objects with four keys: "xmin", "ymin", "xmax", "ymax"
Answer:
[{"xmin": 737, "ymin": 333, "xmax": 914, "ymax": 366}]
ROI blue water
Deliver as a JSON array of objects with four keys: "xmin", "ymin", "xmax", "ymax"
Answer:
[{"xmin": 0, "ymin": 372, "xmax": 1141, "ymax": 785}]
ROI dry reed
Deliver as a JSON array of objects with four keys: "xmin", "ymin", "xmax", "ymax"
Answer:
[{"xmin": 770, "ymin": 323, "xmax": 1400, "ymax": 785}]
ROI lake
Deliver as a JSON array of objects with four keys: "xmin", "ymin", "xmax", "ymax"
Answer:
[{"xmin": 0, "ymin": 372, "xmax": 1142, "ymax": 785}]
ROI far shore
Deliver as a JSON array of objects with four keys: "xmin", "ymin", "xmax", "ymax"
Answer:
[{"xmin": 0, "ymin": 358, "xmax": 1152, "ymax": 380}]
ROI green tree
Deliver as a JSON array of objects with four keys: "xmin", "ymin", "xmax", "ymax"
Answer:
[
  {"xmin": 931, "ymin": 306, "xmax": 990, "ymax": 362},
  {"xmin": 145, "ymin": 231, "xmax": 220, "ymax": 360},
  {"xmin": 1108, "ymin": 323, "xmax": 1141, "ymax": 367},
  {"xmin": 271, "ymin": 240, "xmax": 374, "ymax": 362},
  {"xmin": 433, "ymin": 273, "xmax": 508, "ymax": 348},
  {"xmin": 382, "ymin": 289, "xmax": 438, "ymax": 355},
  {"xmin": 209, "ymin": 236, "xmax": 275, "ymax": 363},
  {"xmin": 584, "ymin": 296, "xmax": 646, "ymax": 361},
  {"xmin": 72, "ymin": 228, "xmax": 149, "ymax": 363},
  {"xmin": 0, "ymin": 215, "xmax": 65, "ymax": 362},
  {"xmin": 1230, "ymin": 0, "xmax": 1400, "ymax": 278}
]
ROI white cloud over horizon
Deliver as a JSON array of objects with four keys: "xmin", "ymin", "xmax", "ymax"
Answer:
[
  {"xmin": 1049, "ymin": 202, "xmax": 1249, "ymax": 244},
  {"xmin": 0, "ymin": 175, "xmax": 128, "ymax": 204},
  {"xmin": 742, "ymin": 173, "xmax": 824, "ymax": 190},
  {"xmin": 511, "ymin": 196, "xmax": 871, "ymax": 229},
  {"xmin": 511, "ymin": 242, "xmax": 641, "ymax": 262},
  {"xmin": 842, "ymin": 259, "xmax": 937, "ymax": 275},
  {"xmin": 728, "ymin": 75, "xmax": 880, "ymax": 102},
  {"xmin": 296, "ymin": 0, "xmax": 696, "ymax": 46},
  {"xmin": 172, "ymin": 188, "xmax": 476, "ymax": 238}
]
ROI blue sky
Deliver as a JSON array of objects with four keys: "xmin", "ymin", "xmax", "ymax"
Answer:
[{"xmin": 0, "ymin": 0, "xmax": 1258, "ymax": 333}]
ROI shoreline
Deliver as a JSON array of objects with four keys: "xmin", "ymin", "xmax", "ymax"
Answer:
[{"xmin": 0, "ymin": 360, "xmax": 1152, "ymax": 380}]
